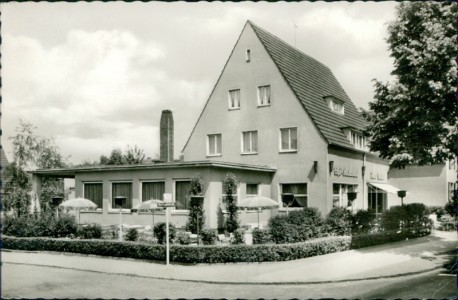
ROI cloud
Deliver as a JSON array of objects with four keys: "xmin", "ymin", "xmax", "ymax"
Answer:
[{"xmin": 3, "ymin": 29, "xmax": 211, "ymax": 163}]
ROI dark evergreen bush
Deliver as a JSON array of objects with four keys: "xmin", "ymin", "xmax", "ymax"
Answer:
[
  {"xmin": 125, "ymin": 228, "xmax": 139, "ymax": 241},
  {"xmin": 325, "ymin": 207, "xmax": 353, "ymax": 236},
  {"xmin": 352, "ymin": 209, "xmax": 376, "ymax": 234},
  {"xmin": 231, "ymin": 228, "xmax": 245, "ymax": 244},
  {"xmin": 186, "ymin": 174, "xmax": 206, "ymax": 234},
  {"xmin": 77, "ymin": 224, "xmax": 103, "ymax": 239},
  {"xmin": 252, "ymin": 228, "xmax": 272, "ymax": 244},
  {"xmin": 200, "ymin": 228, "xmax": 217, "ymax": 245},
  {"xmin": 3, "ymin": 235, "xmax": 351, "ymax": 263},
  {"xmin": 54, "ymin": 214, "xmax": 78, "ymax": 238},
  {"xmin": 176, "ymin": 232, "xmax": 191, "ymax": 245},
  {"xmin": 380, "ymin": 204, "xmax": 432, "ymax": 234},
  {"xmin": 153, "ymin": 222, "xmax": 176, "ymax": 244}
]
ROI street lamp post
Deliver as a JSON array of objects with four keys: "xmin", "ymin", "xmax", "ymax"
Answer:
[{"xmin": 114, "ymin": 196, "xmax": 126, "ymax": 241}]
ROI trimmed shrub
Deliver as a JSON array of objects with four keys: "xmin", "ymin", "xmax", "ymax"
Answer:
[
  {"xmin": 288, "ymin": 208, "xmax": 324, "ymax": 240},
  {"xmin": 53, "ymin": 214, "xmax": 78, "ymax": 238},
  {"xmin": 3, "ymin": 235, "xmax": 351, "ymax": 263},
  {"xmin": 3, "ymin": 213, "xmax": 78, "ymax": 238},
  {"xmin": 186, "ymin": 174, "xmax": 206, "ymax": 234},
  {"xmin": 231, "ymin": 228, "xmax": 245, "ymax": 245},
  {"xmin": 325, "ymin": 207, "xmax": 352, "ymax": 236},
  {"xmin": 125, "ymin": 228, "xmax": 139, "ymax": 242},
  {"xmin": 269, "ymin": 215, "xmax": 301, "ymax": 244},
  {"xmin": 153, "ymin": 222, "xmax": 176, "ymax": 244},
  {"xmin": 176, "ymin": 232, "xmax": 191, "ymax": 245},
  {"xmin": 200, "ymin": 228, "xmax": 217, "ymax": 245},
  {"xmin": 223, "ymin": 173, "xmax": 239, "ymax": 232},
  {"xmin": 444, "ymin": 191, "xmax": 458, "ymax": 218},
  {"xmin": 351, "ymin": 229, "xmax": 430, "ymax": 249},
  {"xmin": 76, "ymin": 224, "xmax": 102, "ymax": 239},
  {"xmin": 380, "ymin": 203, "xmax": 432, "ymax": 234},
  {"xmin": 252, "ymin": 228, "xmax": 272, "ymax": 244},
  {"xmin": 352, "ymin": 209, "xmax": 376, "ymax": 234}
]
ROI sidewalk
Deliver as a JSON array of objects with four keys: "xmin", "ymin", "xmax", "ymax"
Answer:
[{"xmin": 3, "ymin": 230, "xmax": 456, "ymax": 284}]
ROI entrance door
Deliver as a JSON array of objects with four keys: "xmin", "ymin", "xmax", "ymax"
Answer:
[{"xmin": 368, "ymin": 185, "xmax": 387, "ymax": 214}]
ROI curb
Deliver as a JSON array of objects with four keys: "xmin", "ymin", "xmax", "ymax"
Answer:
[{"xmin": 4, "ymin": 260, "xmax": 444, "ymax": 286}]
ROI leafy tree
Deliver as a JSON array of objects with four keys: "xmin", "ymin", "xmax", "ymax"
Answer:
[
  {"xmin": 364, "ymin": 2, "xmax": 457, "ymax": 168},
  {"xmin": 100, "ymin": 148, "xmax": 124, "ymax": 165},
  {"xmin": 99, "ymin": 146, "xmax": 145, "ymax": 165},
  {"xmin": 124, "ymin": 145, "xmax": 146, "ymax": 164},
  {"xmin": 186, "ymin": 174, "xmax": 206, "ymax": 234},
  {"xmin": 223, "ymin": 173, "xmax": 239, "ymax": 232},
  {"xmin": 4, "ymin": 121, "xmax": 68, "ymax": 216}
]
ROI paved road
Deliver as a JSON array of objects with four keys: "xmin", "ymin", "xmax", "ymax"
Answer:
[{"xmin": 3, "ymin": 263, "xmax": 456, "ymax": 299}]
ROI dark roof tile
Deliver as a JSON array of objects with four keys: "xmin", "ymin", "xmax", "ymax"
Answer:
[{"xmin": 250, "ymin": 21, "xmax": 369, "ymax": 148}]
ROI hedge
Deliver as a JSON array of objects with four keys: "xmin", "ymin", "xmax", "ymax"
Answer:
[
  {"xmin": 351, "ymin": 230, "xmax": 431, "ymax": 249},
  {"xmin": 2, "ymin": 235, "xmax": 351, "ymax": 263}
]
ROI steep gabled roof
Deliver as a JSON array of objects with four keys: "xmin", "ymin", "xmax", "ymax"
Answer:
[{"xmin": 249, "ymin": 21, "xmax": 369, "ymax": 149}]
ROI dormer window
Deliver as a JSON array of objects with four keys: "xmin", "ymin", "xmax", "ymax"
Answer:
[
  {"xmin": 342, "ymin": 127, "xmax": 368, "ymax": 151},
  {"xmin": 246, "ymin": 49, "xmax": 251, "ymax": 62},
  {"xmin": 325, "ymin": 96, "xmax": 344, "ymax": 115}
]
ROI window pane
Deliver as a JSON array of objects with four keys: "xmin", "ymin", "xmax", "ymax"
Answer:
[
  {"xmin": 290, "ymin": 128, "xmax": 297, "ymax": 150},
  {"xmin": 84, "ymin": 183, "xmax": 103, "ymax": 209},
  {"xmin": 216, "ymin": 135, "xmax": 222, "ymax": 154},
  {"xmin": 243, "ymin": 132, "xmax": 250, "ymax": 152},
  {"xmin": 175, "ymin": 181, "xmax": 191, "ymax": 210},
  {"xmin": 265, "ymin": 86, "xmax": 271, "ymax": 104},
  {"xmin": 252, "ymin": 131, "xmax": 258, "ymax": 152},
  {"xmin": 281, "ymin": 129, "xmax": 289, "ymax": 150},
  {"xmin": 246, "ymin": 184, "xmax": 258, "ymax": 195},
  {"xmin": 208, "ymin": 134, "xmax": 221, "ymax": 155},
  {"xmin": 333, "ymin": 184, "xmax": 340, "ymax": 194},
  {"xmin": 112, "ymin": 182, "xmax": 132, "ymax": 209},
  {"xmin": 142, "ymin": 182, "xmax": 165, "ymax": 201}
]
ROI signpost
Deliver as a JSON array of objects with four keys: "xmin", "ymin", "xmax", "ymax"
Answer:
[
  {"xmin": 158, "ymin": 193, "xmax": 174, "ymax": 265},
  {"xmin": 115, "ymin": 196, "xmax": 126, "ymax": 241}
]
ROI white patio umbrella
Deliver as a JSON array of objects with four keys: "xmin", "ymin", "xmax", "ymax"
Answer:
[
  {"xmin": 134, "ymin": 199, "xmax": 165, "ymax": 236},
  {"xmin": 237, "ymin": 196, "xmax": 279, "ymax": 228},
  {"xmin": 59, "ymin": 197, "xmax": 97, "ymax": 224}
]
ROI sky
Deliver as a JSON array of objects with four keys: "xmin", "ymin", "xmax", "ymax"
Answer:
[{"xmin": 2, "ymin": 1, "xmax": 398, "ymax": 165}]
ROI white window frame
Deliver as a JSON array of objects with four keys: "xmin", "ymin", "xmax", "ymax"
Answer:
[
  {"xmin": 332, "ymin": 184, "xmax": 357, "ymax": 208},
  {"xmin": 246, "ymin": 183, "xmax": 259, "ymax": 198},
  {"xmin": 279, "ymin": 183, "xmax": 307, "ymax": 209},
  {"xmin": 207, "ymin": 134, "xmax": 222, "ymax": 157},
  {"xmin": 241, "ymin": 130, "xmax": 258, "ymax": 155},
  {"xmin": 228, "ymin": 89, "xmax": 241, "ymax": 110},
  {"xmin": 257, "ymin": 85, "xmax": 271, "ymax": 107},
  {"xmin": 279, "ymin": 127, "xmax": 298, "ymax": 152},
  {"xmin": 350, "ymin": 131, "xmax": 368, "ymax": 151},
  {"xmin": 83, "ymin": 181, "xmax": 103, "ymax": 211},
  {"xmin": 325, "ymin": 97, "xmax": 345, "ymax": 115},
  {"xmin": 109, "ymin": 180, "xmax": 133, "ymax": 212},
  {"xmin": 140, "ymin": 180, "xmax": 166, "ymax": 202},
  {"xmin": 173, "ymin": 179, "xmax": 191, "ymax": 212}
]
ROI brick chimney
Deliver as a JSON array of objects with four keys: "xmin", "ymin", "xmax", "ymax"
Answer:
[{"xmin": 160, "ymin": 110, "xmax": 174, "ymax": 162}]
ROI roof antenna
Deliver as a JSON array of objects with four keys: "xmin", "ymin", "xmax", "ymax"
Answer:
[{"xmin": 293, "ymin": 21, "xmax": 297, "ymax": 48}]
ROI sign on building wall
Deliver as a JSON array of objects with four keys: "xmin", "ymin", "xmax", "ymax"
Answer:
[{"xmin": 333, "ymin": 167, "xmax": 358, "ymax": 178}]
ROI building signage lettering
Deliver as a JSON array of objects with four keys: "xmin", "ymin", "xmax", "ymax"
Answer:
[
  {"xmin": 333, "ymin": 167, "xmax": 358, "ymax": 178},
  {"xmin": 370, "ymin": 172, "xmax": 385, "ymax": 180}
]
